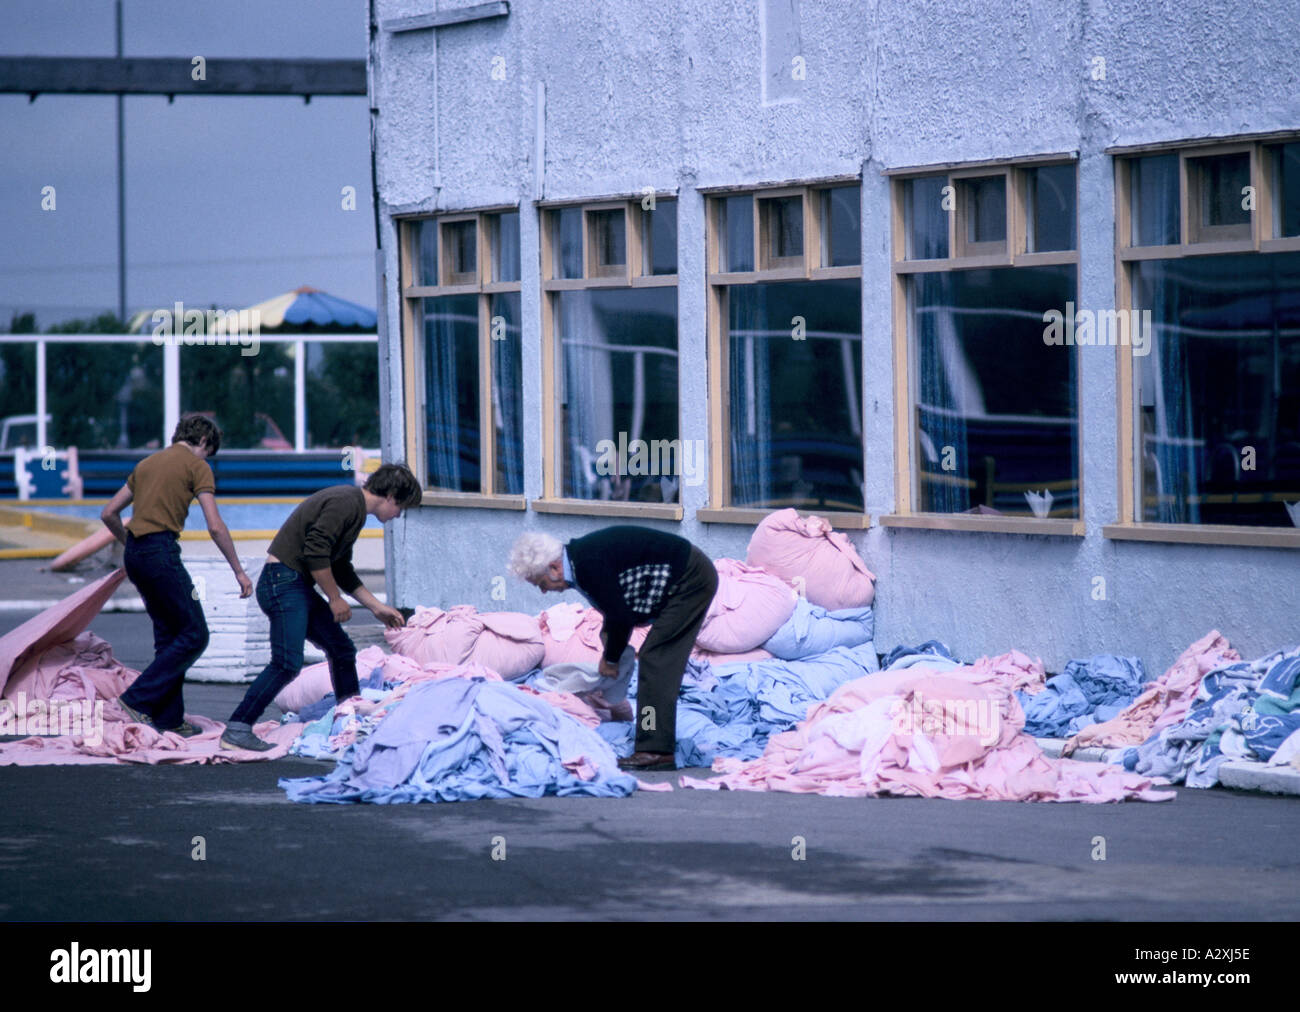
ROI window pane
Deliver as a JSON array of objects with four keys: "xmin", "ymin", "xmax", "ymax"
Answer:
[
  {"xmin": 445, "ymin": 220, "xmax": 477, "ymax": 278},
  {"xmin": 822, "ymin": 185, "xmax": 861, "ymax": 266},
  {"xmin": 764, "ymin": 196, "xmax": 803, "ymax": 259},
  {"xmin": 305, "ymin": 342, "xmax": 380, "ymax": 449},
  {"xmin": 1027, "ymin": 164, "xmax": 1077, "ymax": 252},
  {"xmin": 1194, "ymin": 152, "xmax": 1250, "ymax": 229},
  {"xmin": 905, "ymin": 176, "xmax": 949, "ymax": 260},
  {"xmin": 963, "ymin": 176, "xmax": 1006, "ymax": 244},
  {"xmin": 0, "ymin": 344, "xmax": 39, "ymax": 446},
  {"xmin": 1134, "ymin": 252, "xmax": 1300, "ymax": 527},
  {"xmin": 910, "ymin": 266, "xmax": 1078, "ymax": 517},
  {"xmin": 1277, "ymin": 143, "xmax": 1300, "ymax": 238},
  {"xmin": 46, "ymin": 342, "xmax": 163, "ymax": 450},
  {"xmin": 490, "ymin": 292, "xmax": 524, "ymax": 495},
  {"xmin": 591, "ymin": 208, "xmax": 626, "ymax": 269},
  {"xmin": 418, "ymin": 219, "xmax": 438, "ymax": 286},
  {"xmin": 180, "ymin": 344, "xmax": 294, "ymax": 451},
  {"xmin": 553, "ymin": 208, "xmax": 583, "ymax": 279},
  {"xmin": 422, "ymin": 295, "xmax": 480, "ymax": 492},
  {"xmin": 645, "ymin": 199, "xmax": 677, "ymax": 275},
  {"xmin": 1131, "ymin": 154, "xmax": 1180, "ymax": 246},
  {"xmin": 722, "ymin": 195, "xmax": 754, "ymax": 272},
  {"xmin": 555, "ymin": 287, "xmax": 680, "ymax": 502},
  {"xmin": 728, "ymin": 279, "xmax": 863, "ymax": 510},
  {"xmin": 490, "ymin": 211, "xmax": 521, "ymax": 283}
]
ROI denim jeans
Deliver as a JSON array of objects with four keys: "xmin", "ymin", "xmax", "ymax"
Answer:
[
  {"xmin": 230, "ymin": 562, "xmax": 359, "ymax": 725},
  {"xmin": 121, "ymin": 531, "xmax": 209, "ymax": 730}
]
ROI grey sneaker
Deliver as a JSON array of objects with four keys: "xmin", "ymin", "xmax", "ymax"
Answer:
[
  {"xmin": 117, "ymin": 697, "xmax": 155, "ymax": 727},
  {"xmin": 161, "ymin": 720, "xmax": 204, "ymax": 739},
  {"xmin": 219, "ymin": 724, "xmax": 276, "ymax": 752}
]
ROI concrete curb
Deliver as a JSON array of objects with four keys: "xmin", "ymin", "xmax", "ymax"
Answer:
[{"xmin": 1035, "ymin": 737, "xmax": 1300, "ymax": 797}]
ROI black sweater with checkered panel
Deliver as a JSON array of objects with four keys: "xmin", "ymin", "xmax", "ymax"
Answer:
[{"xmin": 565, "ymin": 526, "xmax": 694, "ymax": 663}]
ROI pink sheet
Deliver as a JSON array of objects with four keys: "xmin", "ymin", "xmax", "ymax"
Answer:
[
  {"xmin": 681, "ymin": 653, "xmax": 1174, "ymax": 803},
  {"xmin": 0, "ymin": 568, "xmax": 126, "ymax": 696},
  {"xmin": 1063, "ymin": 631, "xmax": 1237, "ymax": 755}
]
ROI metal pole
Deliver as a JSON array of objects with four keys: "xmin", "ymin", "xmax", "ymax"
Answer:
[{"xmin": 116, "ymin": 0, "xmax": 126, "ymax": 323}]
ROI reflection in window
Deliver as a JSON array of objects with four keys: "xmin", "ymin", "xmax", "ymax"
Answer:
[
  {"xmin": 821, "ymin": 186, "xmax": 861, "ymax": 267},
  {"xmin": 181, "ymin": 344, "xmax": 294, "ymax": 450},
  {"xmin": 490, "ymin": 212, "xmax": 521, "ymax": 283},
  {"xmin": 1275, "ymin": 143, "xmax": 1300, "ymax": 238},
  {"xmin": 48, "ymin": 343, "xmax": 163, "ymax": 449},
  {"xmin": 644, "ymin": 199, "xmax": 677, "ymax": 276},
  {"xmin": 905, "ymin": 176, "xmax": 949, "ymax": 260},
  {"xmin": 1134, "ymin": 252, "xmax": 1300, "ymax": 527},
  {"xmin": 305, "ymin": 342, "xmax": 380, "ymax": 449},
  {"xmin": 490, "ymin": 292, "xmax": 524, "ymax": 495},
  {"xmin": 722, "ymin": 195, "xmax": 754, "ymax": 272},
  {"xmin": 0, "ymin": 345, "xmax": 37, "ymax": 438},
  {"xmin": 555, "ymin": 287, "xmax": 679, "ymax": 502},
  {"xmin": 553, "ymin": 208, "xmax": 583, "ymax": 279},
  {"xmin": 1027, "ymin": 165, "xmax": 1077, "ymax": 253},
  {"xmin": 910, "ymin": 266, "xmax": 1078, "ymax": 517},
  {"xmin": 418, "ymin": 219, "xmax": 438, "ymax": 286},
  {"xmin": 422, "ymin": 295, "xmax": 479, "ymax": 491},
  {"xmin": 728, "ymin": 280, "xmax": 863, "ymax": 510},
  {"xmin": 1131, "ymin": 154, "xmax": 1181, "ymax": 247}
]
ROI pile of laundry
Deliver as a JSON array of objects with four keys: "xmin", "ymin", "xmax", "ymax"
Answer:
[
  {"xmin": 1059, "ymin": 633, "xmax": 1300, "ymax": 788},
  {"xmin": 680, "ymin": 650, "xmax": 1178, "ymax": 803},
  {"xmin": 0, "ymin": 570, "xmax": 300, "ymax": 766}
]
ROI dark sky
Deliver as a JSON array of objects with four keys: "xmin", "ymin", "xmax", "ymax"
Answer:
[{"xmin": 0, "ymin": 0, "xmax": 376, "ymax": 330}]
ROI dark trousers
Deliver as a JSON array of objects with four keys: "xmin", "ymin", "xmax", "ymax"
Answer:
[
  {"xmin": 229, "ymin": 562, "xmax": 359, "ymax": 725},
  {"xmin": 634, "ymin": 546, "xmax": 719, "ymax": 753},
  {"xmin": 121, "ymin": 531, "xmax": 209, "ymax": 730}
]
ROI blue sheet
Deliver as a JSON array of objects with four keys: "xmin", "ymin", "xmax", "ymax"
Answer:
[
  {"xmin": 1017, "ymin": 654, "xmax": 1146, "ymax": 739},
  {"xmin": 762, "ymin": 598, "xmax": 874, "ymax": 660}
]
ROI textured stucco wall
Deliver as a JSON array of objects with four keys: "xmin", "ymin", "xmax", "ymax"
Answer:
[{"xmin": 370, "ymin": 0, "xmax": 1300, "ymax": 675}]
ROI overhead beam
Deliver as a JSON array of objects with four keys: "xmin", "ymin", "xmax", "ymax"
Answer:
[
  {"xmin": 0, "ymin": 57, "xmax": 366, "ymax": 97},
  {"xmin": 381, "ymin": 1, "xmax": 508, "ymax": 33}
]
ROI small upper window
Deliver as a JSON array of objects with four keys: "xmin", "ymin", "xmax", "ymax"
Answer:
[{"xmin": 1130, "ymin": 154, "xmax": 1181, "ymax": 247}]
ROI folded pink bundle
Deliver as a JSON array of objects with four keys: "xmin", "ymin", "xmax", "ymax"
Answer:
[
  {"xmin": 537, "ymin": 603, "xmax": 649, "ymax": 667},
  {"xmin": 386, "ymin": 605, "xmax": 545, "ymax": 677},
  {"xmin": 745, "ymin": 508, "xmax": 876, "ymax": 610},
  {"xmin": 696, "ymin": 558, "xmax": 797, "ymax": 654}
]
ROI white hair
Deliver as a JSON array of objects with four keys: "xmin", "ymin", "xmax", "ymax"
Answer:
[{"xmin": 508, "ymin": 532, "xmax": 563, "ymax": 582}]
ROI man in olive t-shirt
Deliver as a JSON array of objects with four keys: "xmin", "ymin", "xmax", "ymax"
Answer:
[
  {"xmin": 101, "ymin": 415, "xmax": 252, "ymax": 734},
  {"xmin": 220, "ymin": 463, "xmax": 422, "ymax": 752}
]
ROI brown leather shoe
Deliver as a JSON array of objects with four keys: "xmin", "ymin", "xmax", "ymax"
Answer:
[{"xmin": 618, "ymin": 750, "xmax": 676, "ymax": 771}]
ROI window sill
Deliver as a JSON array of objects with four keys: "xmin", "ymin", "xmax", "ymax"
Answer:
[
  {"xmin": 697, "ymin": 507, "xmax": 871, "ymax": 530},
  {"xmin": 879, "ymin": 514, "xmax": 1084, "ymax": 536},
  {"xmin": 1102, "ymin": 522, "xmax": 1300, "ymax": 549},
  {"xmin": 531, "ymin": 498, "xmax": 683, "ymax": 520},
  {"xmin": 418, "ymin": 492, "xmax": 527, "ymax": 511}
]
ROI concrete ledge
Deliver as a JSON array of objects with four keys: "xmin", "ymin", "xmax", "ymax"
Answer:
[
  {"xmin": 1218, "ymin": 759, "xmax": 1300, "ymax": 796},
  {"xmin": 1035, "ymin": 737, "xmax": 1115, "ymax": 763}
]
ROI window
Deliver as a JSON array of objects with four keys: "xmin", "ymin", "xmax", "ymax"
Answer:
[
  {"xmin": 891, "ymin": 161, "xmax": 1080, "ymax": 526},
  {"xmin": 1115, "ymin": 138, "xmax": 1300, "ymax": 533},
  {"xmin": 706, "ymin": 182, "xmax": 864, "ymax": 517},
  {"xmin": 539, "ymin": 195, "xmax": 681, "ymax": 510},
  {"xmin": 399, "ymin": 209, "xmax": 524, "ymax": 500}
]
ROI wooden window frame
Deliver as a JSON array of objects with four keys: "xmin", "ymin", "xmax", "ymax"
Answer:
[
  {"xmin": 888, "ymin": 158, "xmax": 1084, "ymax": 535},
  {"xmin": 536, "ymin": 195, "xmax": 683, "ymax": 520},
  {"xmin": 397, "ymin": 207, "xmax": 526, "ymax": 509},
  {"xmin": 705, "ymin": 180, "xmax": 868, "ymax": 528},
  {"xmin": 1111, "ymin": 135, "xmax": 1300, "ymax": 547}
]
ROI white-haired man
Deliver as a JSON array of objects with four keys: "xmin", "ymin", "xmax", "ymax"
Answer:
[{"xmin": 509, "ymin": 526, "xmax": 717, "ymax": 771}]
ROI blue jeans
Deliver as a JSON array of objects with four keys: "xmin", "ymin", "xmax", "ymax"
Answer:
[
  {"xmin": 230, "ymin": 563, "xmax": 359, "ymax": 725},
  {"xmin": 121, "ymin": 531, "xmax": 209, "ymax": 730}
]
